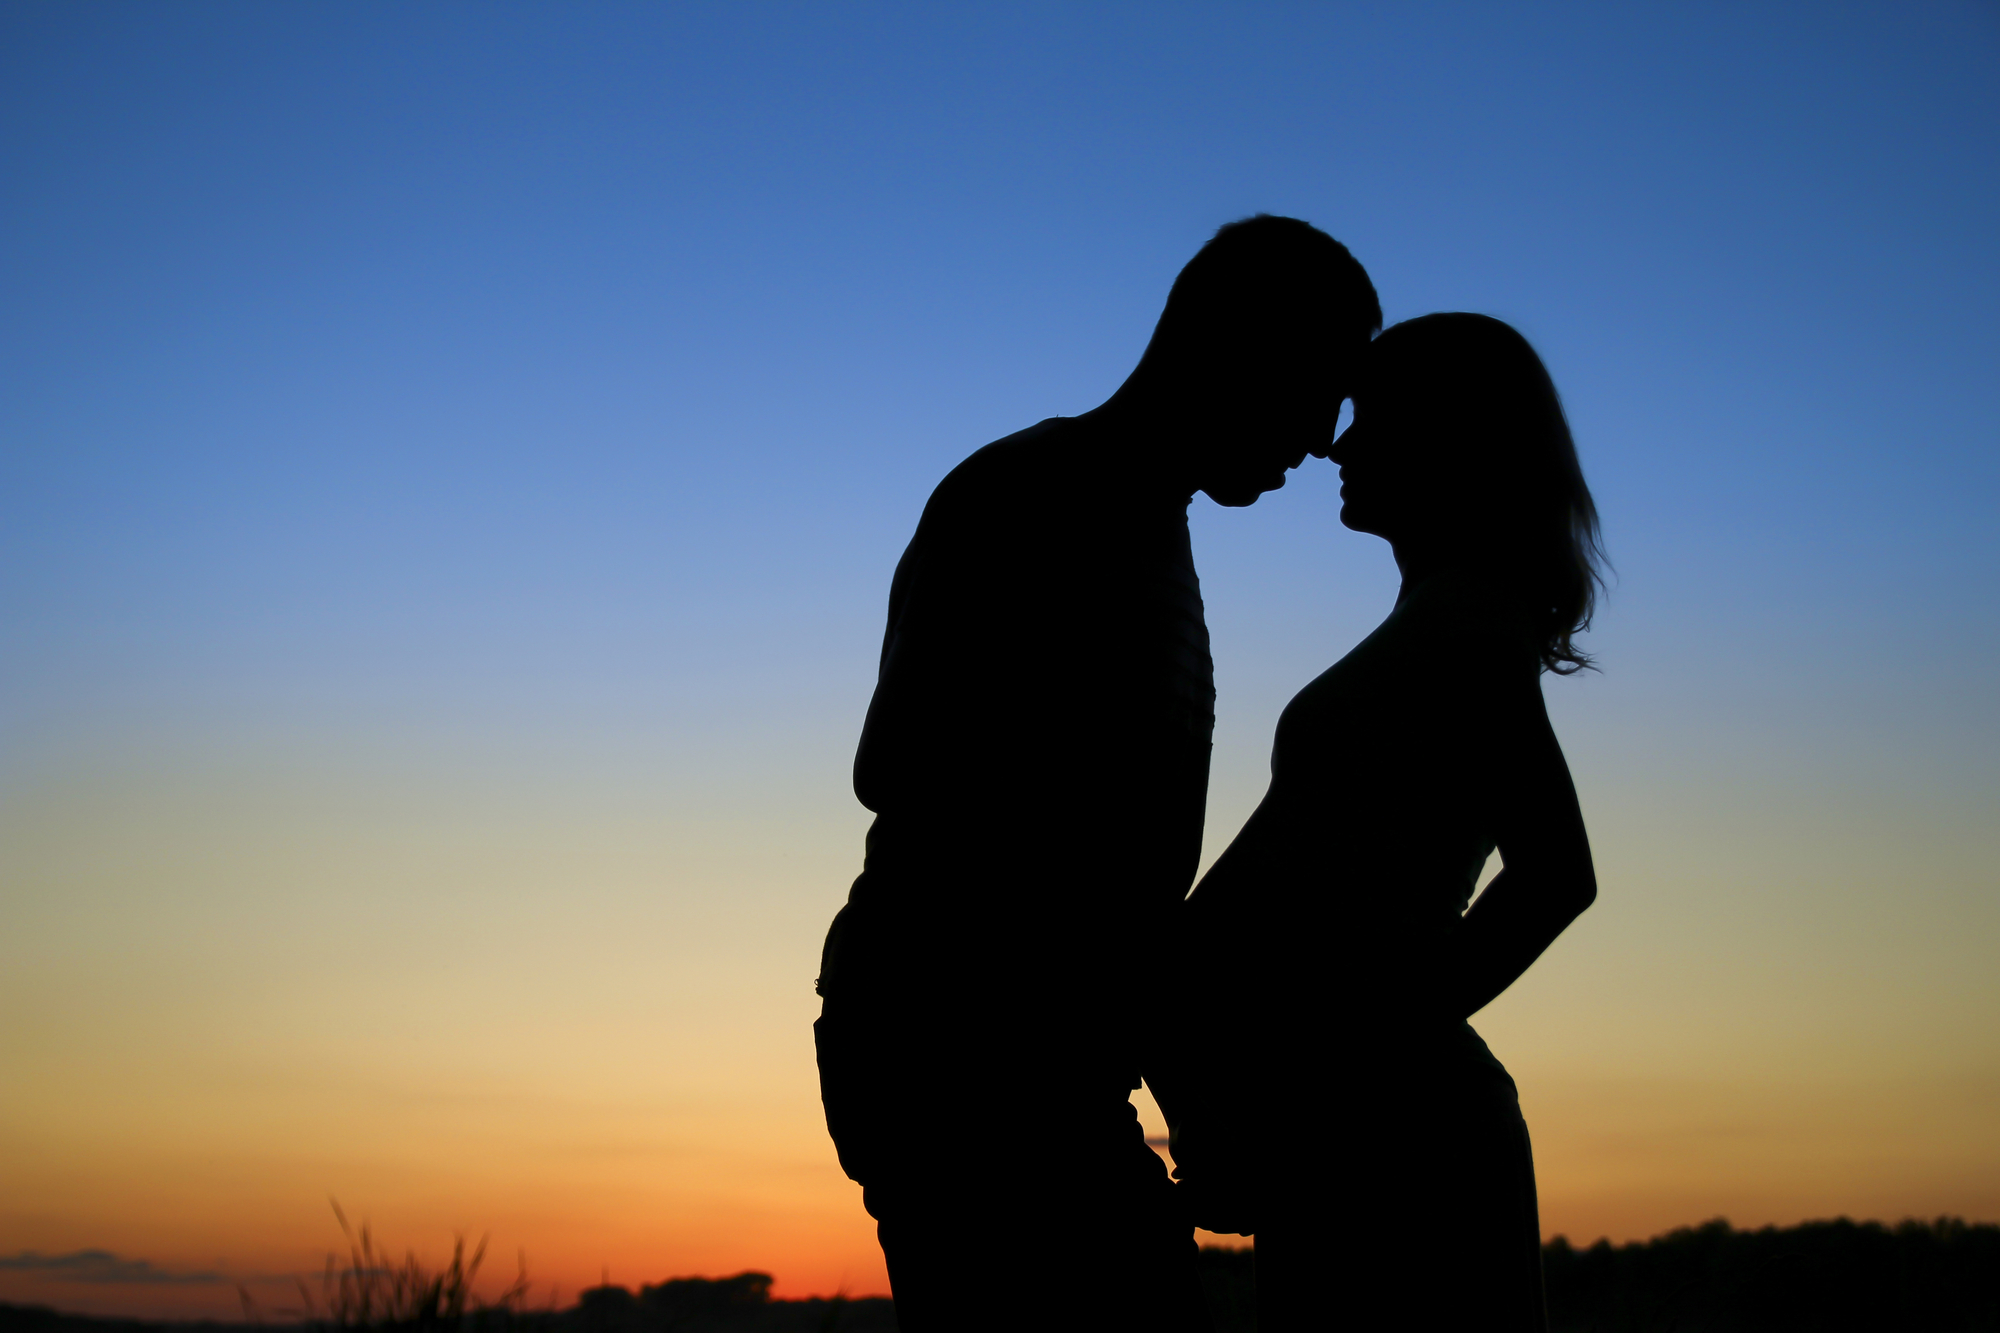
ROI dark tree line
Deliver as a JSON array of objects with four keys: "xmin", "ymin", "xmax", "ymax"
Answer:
[
  {"xmin": 1199, "ymin": 1219, "xmax": 2000, "ymax": 1332},
  {"xmin": 5, "ymin": 1217, "xmax": 1995, "ymax": 1333},
  {"xmin": 1542, "ymin": 1217, "xmax": 1999, "ymax": 1333}
]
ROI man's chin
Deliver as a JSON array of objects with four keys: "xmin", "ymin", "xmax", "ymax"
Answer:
[{"xmin": 1204, "ymin": 477, "xmax": 1286, "ymax": 508}]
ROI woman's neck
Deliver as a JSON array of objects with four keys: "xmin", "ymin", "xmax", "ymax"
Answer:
[{"xmin": 1389, "ymin": 539, "xmax": 1470, "ymax": 605}]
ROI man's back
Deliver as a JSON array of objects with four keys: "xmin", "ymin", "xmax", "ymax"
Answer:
[{"xmin": 825, "ymin": 416, "xmax": 1214, "ymax": 1076}]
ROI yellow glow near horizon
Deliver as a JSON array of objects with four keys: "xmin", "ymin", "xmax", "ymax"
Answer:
[{"xmin": 5, "ymin": 725, "xmax": 1997, "ymax": 1317}]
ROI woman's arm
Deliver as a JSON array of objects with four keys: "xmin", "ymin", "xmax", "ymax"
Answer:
[{"xmin": 1442, "ymin": 676, "xmax": 1597, "ymax": 1020}]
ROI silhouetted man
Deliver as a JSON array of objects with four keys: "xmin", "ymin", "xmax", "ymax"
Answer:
[{"xmin": 815, "ymin": 216, "xmax": 1380, "ymax": 1331}]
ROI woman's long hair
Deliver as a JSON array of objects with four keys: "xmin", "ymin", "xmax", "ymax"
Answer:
[{"xmin": 1368, "ymin": 313, "xmax": 1606, "ymax": 673}]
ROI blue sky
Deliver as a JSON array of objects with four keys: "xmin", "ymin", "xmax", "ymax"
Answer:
[{"xmin": 2, "ymin": 1, "xmax": 1997, "ymax": 1312}]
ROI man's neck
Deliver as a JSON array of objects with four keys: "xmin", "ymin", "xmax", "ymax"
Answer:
[{"xmin": 1072, "ymin": 384, "xmax": 1201, "ymax": 503}]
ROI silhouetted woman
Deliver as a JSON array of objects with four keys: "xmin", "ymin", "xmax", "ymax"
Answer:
[{"xmin": 1170, "ymin": 313, "xmax": 1603, "ymax": 1331}]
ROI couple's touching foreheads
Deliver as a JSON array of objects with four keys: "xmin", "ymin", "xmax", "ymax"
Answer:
[{"xmin": 814, "ymin": 216, "xmax": 1605, "ymax": 1332}]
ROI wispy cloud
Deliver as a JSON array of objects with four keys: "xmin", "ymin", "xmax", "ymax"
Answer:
[{"xmin": 0, "ymin": 1251, "xmax": 224, "ymax": 1285}]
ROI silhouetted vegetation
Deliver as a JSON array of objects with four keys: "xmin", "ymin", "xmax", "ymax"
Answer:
[
  {"xmin": 4, "ymin": 1217, "xmax": 1995, "ymax": 1333},
  {"xmin": 0, "ymin": 1312, "xmax": 240, "ymax": 1333},
  {"xmin": 256, "ymin": 1203, "xmax": 531, "ymax": 1332},
  {"xmin": 220, "ymin": 1203, "xmax": 531, "ymax": 1333},
  {"xmin": 0, "ymin": 1276, "xmax": 894, "ymax": 1333},
  {"xmin": 1543, "ymin": 1216, "xmax": 2000, "ymax": 1333},
  {"xmin": 566, "ymin": 1275, "xmax": 890, "ymax": 1333},
  {"xmin": 1193, "ymin": 1246, "xmax": 1255, "ymax": 1333}
]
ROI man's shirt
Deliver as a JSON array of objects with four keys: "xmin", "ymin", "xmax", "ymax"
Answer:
[{"xmin": 834, "ymin": 418, "xmax": 1215, "ymax": 1042}]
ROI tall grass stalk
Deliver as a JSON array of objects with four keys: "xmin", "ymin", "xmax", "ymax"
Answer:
[{"xmin": 248, "ymin": 1200, "xmax": 531, "ymax": 1331}]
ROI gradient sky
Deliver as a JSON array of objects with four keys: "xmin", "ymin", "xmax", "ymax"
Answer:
[{"xmin": 3, "ymin": 0, "xmax": 1997, "ymax": 1316}]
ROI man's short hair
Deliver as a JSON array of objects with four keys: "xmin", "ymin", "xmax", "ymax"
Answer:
[{"xmin": 1157, "ymin": 214, "xmax": 1382, "ymax": 352}]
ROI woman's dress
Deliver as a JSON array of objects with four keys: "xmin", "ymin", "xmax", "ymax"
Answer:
[{"xmin": 1180, "ymin": 570, "xmax": 1550, "ymax": 1331}]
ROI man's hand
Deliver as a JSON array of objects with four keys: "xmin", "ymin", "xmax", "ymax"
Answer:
[{"xmin": 1168, "ymin": 1119, "xmax": 1258, "ymax": 1237}]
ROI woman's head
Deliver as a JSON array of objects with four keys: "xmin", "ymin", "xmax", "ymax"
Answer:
[{"xmin": 1331, "ymin": 312, "xmax": 1605, "ymax": 673}]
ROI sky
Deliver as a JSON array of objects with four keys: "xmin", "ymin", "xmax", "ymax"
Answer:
[{"xmin": 2, "ymin": 0, "xmax": 1998, "ymax": 1316}]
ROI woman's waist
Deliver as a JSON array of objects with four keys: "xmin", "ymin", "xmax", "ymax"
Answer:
[
  {"xmin": 1193, "ymin": 835, "xmax": 1480, "ymax": 916},
  {"xmin": 1184, "ymin": 891, "xmax": 1468, "ymax": 989},
  {"xmin": 1205, "ymin": 788, "xmax": 1486, "ymax": 886},
  {"xmin": 1186, "ymin": 1015, "xmax": 1518, "ymax": 1109}
]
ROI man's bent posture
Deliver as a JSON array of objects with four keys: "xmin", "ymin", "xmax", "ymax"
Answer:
[{"xmin": 815, "ymin": 216, "xmax": 1380, "ymax": 1332}]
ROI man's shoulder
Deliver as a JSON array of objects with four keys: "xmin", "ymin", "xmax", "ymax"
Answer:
[
  {"xmin": 927, "ymin": 417, "xmax": 1068, "ymax": 512},
  {"xmin": 885, "ymin": 421, "xmax": 1069, "ymax": 616}
]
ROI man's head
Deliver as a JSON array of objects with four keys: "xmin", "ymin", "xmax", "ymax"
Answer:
[{"xmin": 1140, "ymin": 215, "xmax": 1380, "ymax": 506}]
